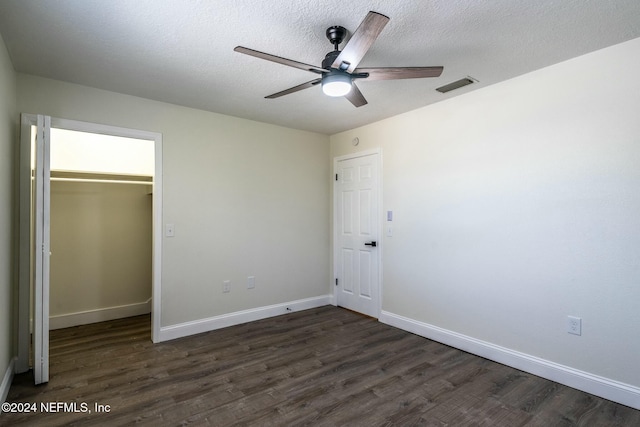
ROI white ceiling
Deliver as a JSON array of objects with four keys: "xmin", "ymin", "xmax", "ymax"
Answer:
[{"xmin": 1, "ymin": 0, "xmax": 639, "ymax": 135}]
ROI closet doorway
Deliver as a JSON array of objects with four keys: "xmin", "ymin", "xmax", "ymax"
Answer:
[
  {"xmin": 49, "ymin": 128, "xmax": 154, "ymax": 330},
  {"xmin": 18, "ymin": 115, "xmax": 163, "ymax": 383}
]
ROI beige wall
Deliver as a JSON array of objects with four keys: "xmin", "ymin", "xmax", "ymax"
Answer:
[
  {"xmin": 0, "ymin": 34, "xmax": 17, "ymax": 397},
  {"xmin": 17, "ymin": 74, "xmax": 331, "ymax": 327},
  {"xmin": 50, "ymin": 180, "xmax": 152, "ymax": 318},
  {"xmin": 331, "ymin": 38, "xmax": 640, "ymax": 389}
]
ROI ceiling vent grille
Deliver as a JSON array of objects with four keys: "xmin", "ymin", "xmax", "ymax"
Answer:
[{"xmin": 436, "ymin": 77, "xmax": 476, "ymax": 93}]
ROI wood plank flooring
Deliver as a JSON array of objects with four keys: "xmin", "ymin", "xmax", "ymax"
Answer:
[{"xmin": 2, "ymin": 306, "xmax": 639, "ymax": 426}]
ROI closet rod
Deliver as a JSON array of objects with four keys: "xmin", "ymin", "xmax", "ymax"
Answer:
[{"xmin": 50, "ymin": 177, "xmax": 153, "ymax": 185}]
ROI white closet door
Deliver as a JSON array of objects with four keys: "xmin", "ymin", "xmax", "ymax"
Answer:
[
  {"xmin": 33, "ymin": 114, "xmax": 51, "ymax": 384},
  {"xmin": 335, "ymin": 152, "xmax": 380, "ymax": 318}
]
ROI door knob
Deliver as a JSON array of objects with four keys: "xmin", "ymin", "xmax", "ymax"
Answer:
[{"xmin": 364, "ymin": 241, "xmax": 377, "ymax": 247}]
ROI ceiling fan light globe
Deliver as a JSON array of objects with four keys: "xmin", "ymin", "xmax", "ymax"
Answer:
[
  {"xmin": 322, "ymin": 73, "xmax": 352, "ymax": 97},
  {"xmin": 323, "ymin": 81, "xmax": 352, "ymax": 97}
]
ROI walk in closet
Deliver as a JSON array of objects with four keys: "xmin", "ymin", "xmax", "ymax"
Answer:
[{"xmin": 47, "ymin": 128, "xmax": 154, "ymax": 329}]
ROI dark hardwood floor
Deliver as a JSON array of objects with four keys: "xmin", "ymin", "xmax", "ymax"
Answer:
[{"xmin": 2, "ymin": 306, "xmax": 639, "ymax": 426}]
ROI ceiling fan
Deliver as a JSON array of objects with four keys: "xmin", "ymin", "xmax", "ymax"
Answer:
[{"xmin": 234, "ymin": 11, "xmax": 443, "ymax": 107}]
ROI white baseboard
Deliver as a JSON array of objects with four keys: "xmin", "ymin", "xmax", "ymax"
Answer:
[
  {"xmin": 1, "ymin": 357, "xmax": 15, "ymax": 404},
  {"xmin": 158, "ymin": 295, "xmax": 331, "ymax": 342},
  {"xmin": 49, "ymin": 299, "xmax": 152, "ymax": 330},
  {"xmin": 379, "ymin": 310, "xmax": 640, "ymax": 410}
]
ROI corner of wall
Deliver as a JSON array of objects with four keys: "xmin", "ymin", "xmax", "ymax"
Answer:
[{"xmin": 0, "ymin": 31, "xmax": 18, "ymax": 403}]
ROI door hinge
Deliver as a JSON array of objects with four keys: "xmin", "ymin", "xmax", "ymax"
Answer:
[
  {"xmin": 335, "ymin": 174, "xmax": 338, "ymax": 181},
  {"xmin": 335, "ymin": 278, "xmax": 338, "ymax": 286}
]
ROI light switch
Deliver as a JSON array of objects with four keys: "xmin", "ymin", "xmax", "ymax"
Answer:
[
  {"xmin": 165, "ymin": 223, "xmax": 175, "ymax": 237},
  {"xmin": 387, "ymin": 210, "xmax": 393, "ymax": 221}
]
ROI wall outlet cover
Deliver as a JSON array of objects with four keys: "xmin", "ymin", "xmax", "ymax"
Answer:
[{"xmin": 567, "ymin": 315, "xmax": 582, "ymax": 336}]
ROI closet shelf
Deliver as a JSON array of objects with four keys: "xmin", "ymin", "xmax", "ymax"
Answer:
[{"xmin": 50, "ymin": 177, "xmax": 153, "ymax": 185}]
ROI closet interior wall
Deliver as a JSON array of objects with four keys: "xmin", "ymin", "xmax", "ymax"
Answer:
[{"xmin": 49, "ymin": 171, "xmax": 152, "ymax": 329}]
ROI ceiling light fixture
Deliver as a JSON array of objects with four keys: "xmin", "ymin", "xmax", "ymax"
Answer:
[{"xmin": 322, "ymin": 72, "xmax": 352, "ymax": 97}]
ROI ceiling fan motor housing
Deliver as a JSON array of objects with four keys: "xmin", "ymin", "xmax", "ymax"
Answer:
[
  {"xmin": 326, "ymin": 26, "xmax": 347, "ymax": 48},
  {"xmin": 322, "ymin": 50, "xmax": 341, "ymax": 69}
]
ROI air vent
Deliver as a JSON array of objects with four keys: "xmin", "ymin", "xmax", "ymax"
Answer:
[{"xmin": 436, "ymin": 77, "xmax": 476, "ymax": 93}]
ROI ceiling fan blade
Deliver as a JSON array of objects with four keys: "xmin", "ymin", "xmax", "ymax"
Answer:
[
  {"xmin": 356, "ymin": 66, "xmax": 444, "ymax": 80},
  {"xmin": 235, "ymin": 46, "xmax": 327, "ymax": 74},
  {"xmin": 331, "ymin": 11, "xmax": 389, "ymax": 73},
  {"xmin": 265, "ymin": 78, "xmax": 322, "ymax": 99},
  {"xmin": 345, "ymin": 82, "xmax": 367, "ymax": 107}
]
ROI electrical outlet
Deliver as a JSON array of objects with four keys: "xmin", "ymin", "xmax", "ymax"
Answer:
[
  {"xmin": 567, "ymin": 315, "xmax": 582, "ymax": 336},
  {"xmin": 247, "ymin": 276, "xmax": 255, "ymax": 289},
  {"xmin": 223, "ymin": 280, "xmax": 231, "ymax": 293}
]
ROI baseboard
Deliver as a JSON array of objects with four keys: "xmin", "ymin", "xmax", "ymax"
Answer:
[
  {"xmin": 379, "ymin": 310, "xmax": 640, "ymax": 411},
  {"xmin": 158, "ymin": 295, "xmax": 331, "ymax": 342},
  {"xmin": 1, "ymin": 357, "xmax": 15, "ymax": 403},
  {"xmin": 49, "ymin": 299, "xmax": 152, "ymax": 330}
]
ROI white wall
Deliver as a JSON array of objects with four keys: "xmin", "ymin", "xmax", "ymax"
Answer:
[
  {"xmin": 17, "ymin": 75, "xmax": 331, "ymax": 328},
  {"xmin": 0, "ymin": 34, "xmax": 17, "ymax": 401},
  {"xmin": 331, "ymin": 38, "xmax": 640, "ymax": 401}
]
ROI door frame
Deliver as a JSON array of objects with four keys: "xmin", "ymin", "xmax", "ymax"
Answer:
[
  {"xmin": 332, "ymin": 148, "xmax": 383, "ymax": 318},
  {"xmin": 17, "ymin": 115, "xmax": 163, "ymax": 374}
]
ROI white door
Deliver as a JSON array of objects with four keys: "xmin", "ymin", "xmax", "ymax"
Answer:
[
  {"xmin": 32, "ymin": 114, "xmax": 51, "ymax": 384},
  {"xmin": 335, "ymin": 152, "xmax": 380, "ymax": 317}
]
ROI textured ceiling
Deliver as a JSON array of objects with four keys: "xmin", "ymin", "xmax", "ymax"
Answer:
[{"xmin": 1, "ymin": 0, "xmax": 639, "ymax": 135}]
